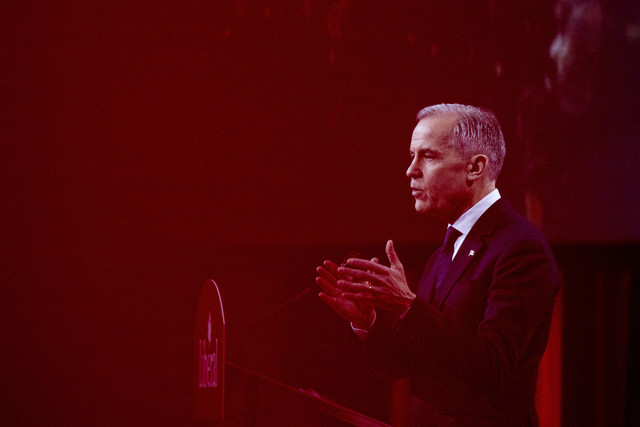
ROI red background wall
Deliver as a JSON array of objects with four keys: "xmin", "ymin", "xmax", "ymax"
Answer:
[{"xmin": 2, "ymin": 1, "xmax": 639, "ymax": 425}]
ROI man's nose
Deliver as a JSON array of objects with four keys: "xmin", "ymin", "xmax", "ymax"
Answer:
[{"xmin": 406, "ymin": 159, "xmax": 419, "ymax": 178}]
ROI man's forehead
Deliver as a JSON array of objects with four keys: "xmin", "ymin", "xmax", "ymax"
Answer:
[{"xmin": 410, "ymin": 114, "xmax": 457, "ymax": 147}]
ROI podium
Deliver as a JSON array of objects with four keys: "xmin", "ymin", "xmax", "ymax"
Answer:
[
  {"xmin": 194, "ymin": 279, "xmax": 390, "ymax": 426},
  {"xmin": 194, "ymin": 279, "xmax": 225, "ymax": 420}
]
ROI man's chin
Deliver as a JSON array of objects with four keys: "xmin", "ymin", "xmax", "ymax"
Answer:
[
  {"xmin": 415, "ymin": 202, "xmax": 447, "ymax": 220},
  {"xmin": 414, "ymin": 201, "xmax": 432, "ymax": 215}
]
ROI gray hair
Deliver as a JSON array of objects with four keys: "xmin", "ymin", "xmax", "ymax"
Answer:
[{"xmin": 416, "ymin": 103, "xmax": 506, "ymax": 181}]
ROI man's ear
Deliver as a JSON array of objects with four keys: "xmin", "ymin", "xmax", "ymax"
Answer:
[{"xmin": 466, "ymin": 154, "xmax": 488, "ymax": 182}]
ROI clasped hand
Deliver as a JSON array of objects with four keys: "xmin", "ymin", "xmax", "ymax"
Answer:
[{"xmin": 316, "ymin": 240, "xmax": 416, "ymax": 330}]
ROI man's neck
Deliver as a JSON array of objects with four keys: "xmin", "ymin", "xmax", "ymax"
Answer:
[
  {"xmin": 448, "ymin": 182, "xmax": 497, "ymax": 224},
  {"xmin": 471, "ymin": 182, "xmax": 496, "ymax": 207}
]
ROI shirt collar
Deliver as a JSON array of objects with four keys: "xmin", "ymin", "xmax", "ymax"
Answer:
[{"xmin": 450, "ymin": 188, "xmax": 501, "ymax": 237}]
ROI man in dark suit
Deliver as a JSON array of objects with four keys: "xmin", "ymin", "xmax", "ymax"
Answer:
[{"xmin": 316, "ymin": 104, "xmax": 559, "ymax": 426}]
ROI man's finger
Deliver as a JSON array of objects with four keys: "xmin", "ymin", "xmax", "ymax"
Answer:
[
  {"xmin": 316, "ymin": 265, "xmax": 338, "ymax": 284},
  {"xmin": 343, "ymin": 292, "xmax": 376, "ymax": 301},
  {"xmin": 319, "ymin": 292, "xmax": 345, "ymax": 313},
  {"xmin": 340, "ymin": 260, "xmax": 387, "ymax": 276},
  {"xmin": 338, "ymin": 278, "xmax": 373, "ymax": 293},
  {"xmin": 323, "ymin": 259, "xmax": 341, "ymax": 276},
  {"xmin": 386, "ymin": 239, "xmax": 401, "ymax": 268},
  {"xmin": 316, "ymin": 276, "xmax": 339, "ymax": 296},
  {"xmin": 318, "ymin": 292, "xmax": 335, "ymax": 305},
  {"xmin": 337, "ymin": 266, "xmax": 378, "ymax": 283}
]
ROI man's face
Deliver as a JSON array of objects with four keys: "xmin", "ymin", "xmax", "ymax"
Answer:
[{"xmin": 407, "ymin": 115, "xmax": 471, "ymax": 222}]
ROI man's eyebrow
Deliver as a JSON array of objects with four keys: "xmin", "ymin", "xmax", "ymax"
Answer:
[{"xmin": 410, "ymin": 147, "xmax": 441, "ymax": 156}]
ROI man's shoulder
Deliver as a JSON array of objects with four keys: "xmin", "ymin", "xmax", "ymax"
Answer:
[
  {"xmin": 479, "ymin": 199, "xmax": 553, "ymax": 251},
  {"xmin": 476, "ymin": 200, "xmax": 559, "ymax": 284}
]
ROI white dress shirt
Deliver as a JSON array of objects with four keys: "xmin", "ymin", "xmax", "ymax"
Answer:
[{"xmin": 449, "ymin": 188, "xmax": 501, "ymax": 259}]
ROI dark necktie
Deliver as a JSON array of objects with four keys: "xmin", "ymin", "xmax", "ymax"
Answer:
[{"xmin": 434, "ymin": 226, "xmax": 462, "ymax": 290}]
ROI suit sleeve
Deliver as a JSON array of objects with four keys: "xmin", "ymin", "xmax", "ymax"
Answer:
[
  {"xmin": 346, "ymin": 309, "xmax": 414, "ymax": 381},
  {"xmin": 390, "ymin": 238, "xmax": 559, "ymax": 393}
]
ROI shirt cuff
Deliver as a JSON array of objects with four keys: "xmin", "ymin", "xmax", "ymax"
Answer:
[{"xmin": 350, "ymin": 311, "xmax": 376, "ymax": 340}]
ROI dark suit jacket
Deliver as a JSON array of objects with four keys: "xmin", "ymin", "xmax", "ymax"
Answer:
[{"xmin": 355, "ymin": 199, "xmax": 559, "ymax": 426}]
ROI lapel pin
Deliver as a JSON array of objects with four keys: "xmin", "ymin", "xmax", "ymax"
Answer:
[{"xmin": 468, "ymin": 250, "xmax": 475, "ymax": 257}]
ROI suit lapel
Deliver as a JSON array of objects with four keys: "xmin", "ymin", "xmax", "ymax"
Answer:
[
  {"xmin": 416, "ymin": 252, "xmax": 439, "ymax": 302},
  {"xmin": 432, "ymin": 199, "xmax": 508, "ymax": 309},
  {"xmin": 432, "ymin": 237, "xmax": 485, "ymax": 309}
]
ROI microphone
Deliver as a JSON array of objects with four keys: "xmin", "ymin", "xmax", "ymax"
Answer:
[
  {"xmin": 340, "ymin": 250, "xmax": 363, "ymax": 266},
  {"xmin": 256, "ymin": 250, "xmax": 363, "ymax": 323},
  {"xmin": 262, "ymin": 285, "xmax": 313, "ymax": 320},
  {"xmin": 230, "ymin": 250, "xmax": 366, "ymax": 364}
]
